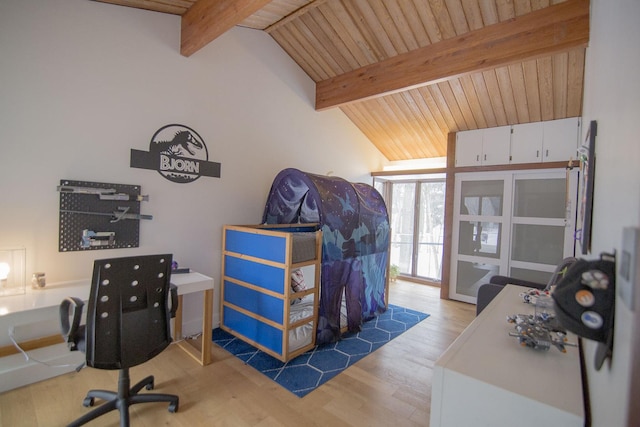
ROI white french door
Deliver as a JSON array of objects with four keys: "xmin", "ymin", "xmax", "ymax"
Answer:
[{"xmin": 450, "ymin": 169, "xmax": 578, "ymax": 303}]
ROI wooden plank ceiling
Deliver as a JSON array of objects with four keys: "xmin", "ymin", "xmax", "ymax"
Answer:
[{"xmin": 93, "ymin": 0, "xmax": 588, "ymax": 161}]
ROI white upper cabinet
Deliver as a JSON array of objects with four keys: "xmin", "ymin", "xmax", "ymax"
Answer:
[
  {"xmin": 511, "ymin": 118, "xmax": 581, "ymax": 164},
  {"xmin": 543, "ymin": 118, "xmax": 581, "ymax": 162},
  {"xmin": 510, "ymin": 122, "xmax": 544, "ymax": 164},
  {"xmin": 455, "ymin": 126, "xmax": 511, "ymax": 167},
  {"xmin": 482, "ymin": 127, "xmax": 511, "ymax": 165},
  {"xmin": 455, "ymin": 130, "xmax": 483, "ymax": 167}
]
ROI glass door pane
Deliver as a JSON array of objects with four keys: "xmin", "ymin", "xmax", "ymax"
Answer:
[
  {"xmin": 458, "ymin": 221, "xmax": 502, "ymax": 258},
  {"xmin": 510, "ymin": 171, "xmax": 574, "ymax": 276},
  {"xmin": 513, "ymin": 178, "xmax": 567, "ymax": 218},
  {"xmin": 509, "ymin": 267, "xmax": 553, "ymax": 285},
  {"xmin": 455, "ymin": 261, "xmax": 499, "ymax": 298},
  {"xmin": 390, "ymin": 183, "xmax": 416, "ymax": 275},
  {"xmin": 417, "ymin": 181, "xmax": 445, "ymax": 280},
  {"xmin": 511, "ymin": 224, "xmax": 565, "ymax": 264},
  {"xmin": 460, "ymin": 180, "xmax": 504, "ymax": 216},
  {"xmin": 458, "ymin": 180, "xmax": 505, "ymax": 260}
]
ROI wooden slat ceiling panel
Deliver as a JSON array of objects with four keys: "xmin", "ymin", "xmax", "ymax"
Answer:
[
  {"xmin": 93, "ymin": 0, "xmax": 587, "ymax": 161},
  {"xmin": 567, "ymin": 49, "xmax": 586, "ymax": 116}
]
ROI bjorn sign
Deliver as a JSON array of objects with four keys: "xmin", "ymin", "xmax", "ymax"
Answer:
[{"xmin": 130, "ymin": 124, "xmax": 221, "ymax": 183}]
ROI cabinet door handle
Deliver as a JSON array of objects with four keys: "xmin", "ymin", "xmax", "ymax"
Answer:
[
  {"xmin": 476, "ymin": 155, "xmax": 480, "ymax": 162},
  {"xmin": 545, "ymin": 149, "xmax": 549, "ymax": 158},
  {"xmin": 536, "ymin": 150, "xmax": 540, "ymax": 158},
  {"xmin": 484, "ymin": 154, "xmax": 487, "ymax": 161}
]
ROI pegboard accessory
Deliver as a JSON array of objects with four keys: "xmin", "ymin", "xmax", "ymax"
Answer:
[
  {"xmin": 57, "ymin": 185, "xmax": 149, "ymax": 202},
  {"xmin": 58, "ymin": 180, "xmax": 151, "ymax": 252}
]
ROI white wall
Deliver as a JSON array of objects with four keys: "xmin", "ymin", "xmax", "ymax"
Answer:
[
  {"xmin": 0, "ymin": 0, "xmax": 386, "ymax": 336},
  {"xmin": 581, "ymin": 0, "xmax": 640, "ymax": 425}
]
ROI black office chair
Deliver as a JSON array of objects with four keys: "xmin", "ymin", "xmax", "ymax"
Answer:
[{"xmin": 59, "ymin": 254, "xmax": 179, "ymax": 427}]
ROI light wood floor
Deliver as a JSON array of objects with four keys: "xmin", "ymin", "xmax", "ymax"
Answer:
[{"xmin": 0, "ymin": 281, "xmax": 475, "ymax": 427}]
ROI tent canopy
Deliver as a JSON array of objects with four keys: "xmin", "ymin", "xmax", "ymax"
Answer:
[{"xmin": 262, "ymin": 168, "xmax": 390, "ymax": 344}]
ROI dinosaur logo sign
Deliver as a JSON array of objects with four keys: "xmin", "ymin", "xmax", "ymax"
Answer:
[{"xmin": 130, "ymin": 124, "xmax": 221, "ymax": 183}]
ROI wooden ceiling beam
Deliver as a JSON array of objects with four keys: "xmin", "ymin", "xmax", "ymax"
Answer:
[
  {"xmin": 181, "ymin": 0, "xmax": 272, "ymax": 57},
  {"xmin": 315, "ymin": 0, "xmax": 589, "ymax": 111}
]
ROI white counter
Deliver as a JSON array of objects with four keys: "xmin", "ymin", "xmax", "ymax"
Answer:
[
  {"xmin": 0, "ymin": 280, "xmax": 88, "ymax": 393},
  {"xmin": 430, "ymin": 285, "xmax": 585, "ymax": 427},
  {"xmin": 0, "ymin": 279, "xmax": 89, "ymax": 326}
]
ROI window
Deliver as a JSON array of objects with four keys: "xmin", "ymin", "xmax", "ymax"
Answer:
[
  {"xmin": 375, "ymin": 174, "xmax": 446, "ymax": 283},
  {"xmin": 416, "ymin": 181, "xmax": 446, "ymax": 280}
]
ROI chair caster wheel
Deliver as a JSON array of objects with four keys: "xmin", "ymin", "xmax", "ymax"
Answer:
[
  {"xmin": 168, "ymin": 401, "xmax": 179, "ymax": 413},
  {"xmin": 83, "ymin": 397, "xmax": 94, "ymax": 407}
]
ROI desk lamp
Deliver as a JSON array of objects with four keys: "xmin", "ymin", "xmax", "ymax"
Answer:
[
  {"xmin": 0, "ymin": 248, "xmax": 26, "ymax": 296},
  {"xmin": 0, "ymin": 262, "xmax": 9, "ymax": 280}
]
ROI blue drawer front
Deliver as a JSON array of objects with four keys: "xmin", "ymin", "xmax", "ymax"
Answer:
[
  {"xmin": 224, "ymin": 256, "xmax": 285, "ymax": 293},
  {"xmin": 225, "ymin": 229, "xmax": 286, "ymax": 263},
  {"xmin": 224, "ymin": 281, "xmax": 284, "ymax": 324},
  {"xmin": 223, "ymin": 306, "xmax": 283, "ymax": 355}
]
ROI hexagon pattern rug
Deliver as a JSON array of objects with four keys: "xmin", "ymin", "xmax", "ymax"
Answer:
[{"xmin": 212, "ymin": 305, "xmax": 429, "ymax": 397}]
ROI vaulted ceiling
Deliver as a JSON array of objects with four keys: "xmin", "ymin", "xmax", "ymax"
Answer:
[{"xmin": 93, "ymin": 0, "xmax": 589, "ymax": 161}]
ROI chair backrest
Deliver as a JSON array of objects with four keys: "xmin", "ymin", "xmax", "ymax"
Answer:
[{"xmin": 84, "ymin": 254, "xmax": 173, "ymax": 370}]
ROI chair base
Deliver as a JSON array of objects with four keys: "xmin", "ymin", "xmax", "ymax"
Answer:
[{"xmin": 68, "ymin": 368, "xmax": 178, "ymax": 427}]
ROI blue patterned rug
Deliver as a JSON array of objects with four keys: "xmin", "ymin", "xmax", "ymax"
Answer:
[{"xmin": 212, "ymin": 304, "xmax": 429, "ymax": 397}]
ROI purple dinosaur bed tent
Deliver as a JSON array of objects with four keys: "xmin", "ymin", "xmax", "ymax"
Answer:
[{"xmin": 262, "ymin": 168, "xmax": 390, "ymax": 344}]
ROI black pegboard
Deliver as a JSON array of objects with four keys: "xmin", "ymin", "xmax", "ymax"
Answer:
[{"xmin": 58, "ymin": 179, "xmax": 149, "ymax": 252}]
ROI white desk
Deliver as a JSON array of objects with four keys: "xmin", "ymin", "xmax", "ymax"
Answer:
[
  {"xmin": 430, "ymin": 285, "xmax": 585, "ymax": 427},
  {"xmin": 0, "ymin": 280, "xmax": 88, "ymax": 393},
  {"xmin": 0, "ymin": 272, "xmax": 214, "ymax": 393}
]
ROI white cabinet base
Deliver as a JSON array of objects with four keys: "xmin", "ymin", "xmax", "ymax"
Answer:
[{"xmin": 430, "ymin": 285, "xmax": 585, "ymax": 427}]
